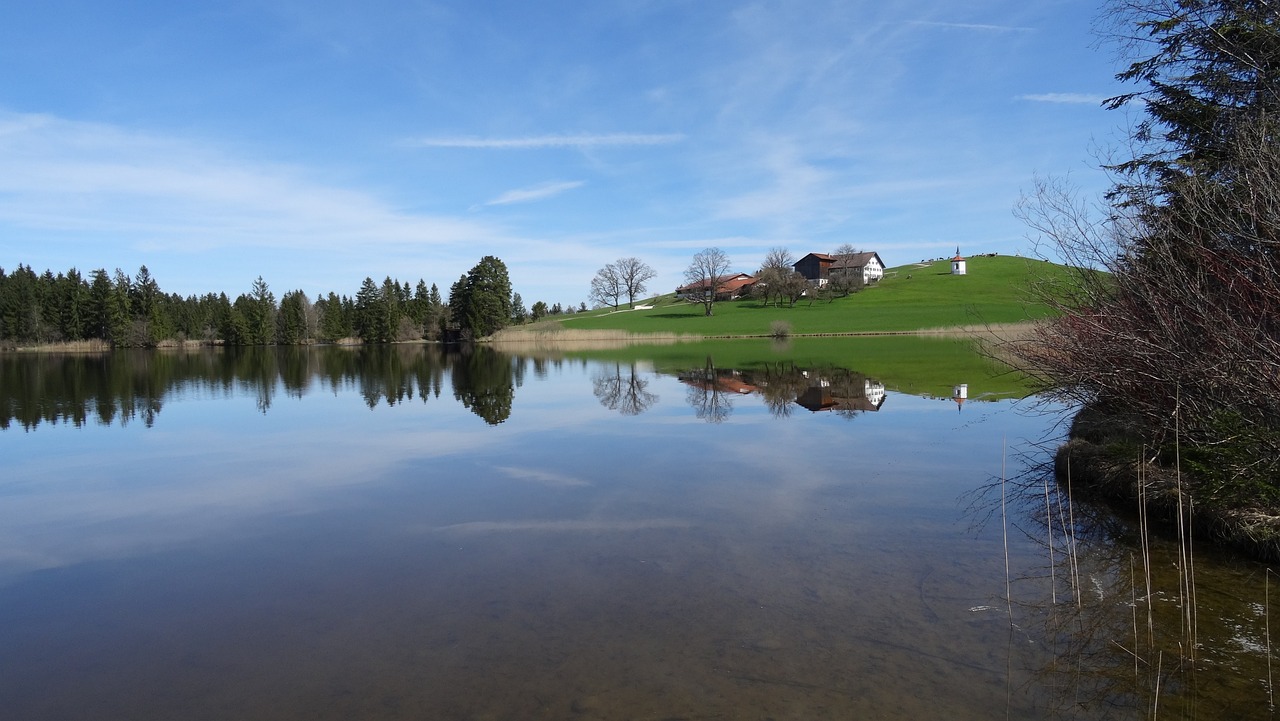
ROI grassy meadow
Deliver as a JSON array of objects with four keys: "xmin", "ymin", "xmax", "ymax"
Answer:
[{"xmin": 545, "ymin": 255, "xmax": 1066, "ymax": 337}]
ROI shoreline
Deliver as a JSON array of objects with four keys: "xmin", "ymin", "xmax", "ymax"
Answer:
[{"xmin": 1056, "ymin": 405, "xmax": 1280, "ymax": 562}]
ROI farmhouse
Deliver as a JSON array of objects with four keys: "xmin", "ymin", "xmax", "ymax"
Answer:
[
  {"xmin": 793, "ymin": 251, "xmax": 885, "ymax": 286},
  {"xmin": 675, "ymin": 273, "xmax": 757, "ymax": 301}
]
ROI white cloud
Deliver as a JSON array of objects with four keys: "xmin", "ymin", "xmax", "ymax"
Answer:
[
  {"xmin": 493, "ymin": 465, "xmax": 591, "ymax": 487},
  {"xmin": 0, "ymin": 111, "xmax": 512, "ymax": 252},
  {"xmin": 406, "ymin": 133, "xmax": 686, "ymax": 149},
  {"xmin": 433, "ymin": 518, "xmax": 692, "ymax": 533},
  {"xmin": 908, "ymin": 20, "xmax": 1035, "ymax": 33},
  {"xmin": 482, "ymin": 181, "xmax": 584, "ymax": 207},
  {"xmin": 1018, "ymin": 93, "xmax": 1107, "ymax": 105}
]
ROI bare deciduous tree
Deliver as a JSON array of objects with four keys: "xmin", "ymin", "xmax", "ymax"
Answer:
[
  {"xmin": 589, "ymin": 263, "xmax": 623, "ymax": 309},
  {"xmin": 684, "ymin": 247, "xmax": 732, "ymax": 316},
  {"xmin": 829, "ymin": 243, "xmax": 865, "ymax": 298},
  {"xmin": 614, "ymin": 257, "xmax": 657, "ymax": 309},
  {"xmin": 752, "ymin": 247, "xmax": 808, "ymax": 308},
  {"xmin": 1010, "ymin": 120, "xmax": 1280, "ymax": 501}
]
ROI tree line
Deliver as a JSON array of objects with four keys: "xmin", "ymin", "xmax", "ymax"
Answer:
[{"xmin": 0, "ymin": 255, "xmax": 561, "ymax": 347}]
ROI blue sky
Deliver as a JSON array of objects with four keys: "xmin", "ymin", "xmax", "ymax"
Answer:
[{"xmin": 0, "ymin": 0, "xmax": 1128, "ymax": 306}]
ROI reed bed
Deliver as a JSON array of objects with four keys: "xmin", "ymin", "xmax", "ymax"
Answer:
[
  {"xmin": 485, "ymin": 326, "xmax": 703, "ymax": 351},
  {"xmin": 5, "ymin": 338, "xmax": 112, "ymax": 353}
]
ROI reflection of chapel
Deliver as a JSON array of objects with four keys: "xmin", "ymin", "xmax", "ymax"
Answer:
[{"xmin": 951, "ymin": 248, "xmax": 967, "ymax": 275}]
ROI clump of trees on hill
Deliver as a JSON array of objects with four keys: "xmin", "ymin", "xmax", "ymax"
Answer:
[
  {"xmin": 1014, "ymin": 0, "xmax": 1280, "ymax": 509},
  {"xmin": 0, "ymin": 255, "xmax": 532, "ymax": 347},
  {"xmin": 589, "ymin": 257, "xmax": 657, "ymax": 310}
]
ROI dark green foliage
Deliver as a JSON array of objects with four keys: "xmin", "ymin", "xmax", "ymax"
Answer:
[
  {"xmin": 511, "ymin": 292, "xmax": 528, "ymax": 324},
  {"xmin": 1180, "ymin": 411, "xmax": 1280, "ymax": 508},
  {"xmin": 1106, "ymin": 0, "xmax": 1280, "ymax": 199},
  {"xmin": 0, "ymin": 260, "xmax": 523, "ymax": 348},
  {"xmin": 277, "ymin": 290, "xmax": 312, "ymax": 345},
  {"xmin": 449, "ymin": 345, "xmax": 517, "ymax": 424},
  {"xmin": 449, "ymin": 256, "xmax": 513, "ymax": 339},
  {"xmin": 424, "ymin": 283, "xmax": 445, "ymax": 340},
  {"xmin": 317, "ymin": 292, "xmax": 354, "ymax": 342}
]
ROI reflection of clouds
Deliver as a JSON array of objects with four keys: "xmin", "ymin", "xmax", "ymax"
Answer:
[
  {"xmin": 433, "ymin": 519, "xmax": 692, "ymax": 534},
  {"xmin": 494, "ymin": 465, "xmax": 590, "ymax": 488},
  {"xmin": 0, "ymin": 419, "xmax": 500, "ymax": 577}
]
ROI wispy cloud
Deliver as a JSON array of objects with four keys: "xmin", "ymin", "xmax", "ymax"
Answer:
[
  {"xmin": 0, "ymin": 112, "xmax": 512, "ymax": 252},
  {"xmin": 482, "ymin": 181, "xmax": 584, "ymax": 207},
  {"xmin": 433, "ymin": 518, "xmax": 692, "ymax": 534},
  {"xmin": 908, "ymin": 20, "xmax": 1035, "ymax": 33},
  {"xmin": 493, "ymin": 465, "xmax": 590, "ymax": 487},
  {"xmin": 1018, "ymin": 93, "xmax": 1107, "ymax": 105},
  {"xmin": 406, "ymin": 133, "xmax": 686, "ymax": 149}
]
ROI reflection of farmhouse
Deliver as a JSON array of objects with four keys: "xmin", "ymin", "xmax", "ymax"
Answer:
[
  {"xmin": 675, "ymin": 273, "xmax": 757, "ymax": 300},
  {"xmin": 793, "ymin": 252, "xmax": 886, "ymax": 286},
  {"xmin": 677, "ymin": 368, "xmax": 759, "ymax": 395},
  {"xmin": 794, "ymin": 373, "xmax": 886, "ymax": 413}
]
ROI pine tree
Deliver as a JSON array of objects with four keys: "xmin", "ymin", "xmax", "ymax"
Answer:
[{"xmin": 454, "ymin": 256, "xmax": 512, "ymax": 339}]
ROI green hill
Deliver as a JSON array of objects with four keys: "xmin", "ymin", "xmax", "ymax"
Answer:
[{"xmin": 550, "ymin": 255, "xmax": 1068, "ymax": 336}]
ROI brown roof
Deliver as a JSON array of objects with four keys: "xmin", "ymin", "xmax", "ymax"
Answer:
[
  {"xmin": 831, "ymin": 251, "xmax": 883, "ymax": 270},
  {"xmin": 676, "ymin": 273, "xmax": 756, "ymax": 293}
]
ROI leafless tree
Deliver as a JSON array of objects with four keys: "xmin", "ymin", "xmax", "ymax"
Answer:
[
  {"xmin": 589, "ymin": 263, "xmax": 623, "ymax": 309},
  {"xmin": 829, "ymin": 243, "xmax": 865, "ymax": 298},
  {"xmin": 753, "ymin": 247, "xmax": 792, "ymax": 308},
  {"xmin": 832, "ymin": 243, "xmax": 861, "ymax": 260},
  {"xmin": 752, "ymin": 247, "xmax": 810, "ymax": 308},
  {"xmin": 1009, "ymin": 119, "xmax": 1280, "ymax": 499},
  {"xmin": 683, "ymin": 247, "xmax": 732, "ymax": 316},
  {"xmin": 613, "ymin": 257, "xmax": 657, "ymax": 309}
]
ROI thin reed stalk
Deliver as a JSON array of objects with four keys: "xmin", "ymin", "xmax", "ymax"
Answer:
[
  {"xmin": 1045, "ymin": 473, "xmax": 1057, "ymax": 605},
  {"xmin": 1132, "ymin": 556, "xmax": 1141, "ymax": 680},
  {"xmin": 1173, "ymin": 393, "xmax": 1196, "ymax": 667},
  {"xmin": 1152, "ymin": 651, "xmax": 1163, "ymax": 721},
  {"xmin": 1066, "ymin": 455, "xmax": 1082, "ymax": 609},
  {"xmin": 1002, "ymin": 436, "xmax": 1013, "ymax": 626},
  {"xmin": 1269, "ymin": 568, "xmax": 1275, "ymax": 710},
  {"xmin": 1138, "ymin": 454, "xmax": 1154, "ymax": 649}
]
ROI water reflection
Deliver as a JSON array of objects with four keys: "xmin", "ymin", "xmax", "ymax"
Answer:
[
  {"xmin": 0, "ymin": 345, "xmax": 519, "ymax": 428},
  {"xmin": 679, "ymin": 359, "xmax": 885, "ymax": 421},
  {"xmin": 1, "ymin": 346, "xmax": 905, "ymax": 429},
  {"xmin": 0, "ymin": 345, "xmax": 1275, "ymax": 719},
  {"xmin": 591, "ymin": 361, "xmax": 658, "ymax": 416}
]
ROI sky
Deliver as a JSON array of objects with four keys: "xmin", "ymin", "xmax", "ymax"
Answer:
[{"xmin": 0, "ymin": 0, "xmax": 1131, "ymax": 307}]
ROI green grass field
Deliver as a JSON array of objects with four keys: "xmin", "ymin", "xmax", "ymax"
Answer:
[{"xmin": 550, "ymin": 255, "xmax": 1066, "ymax": 336}]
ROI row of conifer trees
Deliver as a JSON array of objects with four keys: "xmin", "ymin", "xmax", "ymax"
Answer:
[{"xmin": 0, "ymin": 255, "xmax": 550, "ymax": 347}]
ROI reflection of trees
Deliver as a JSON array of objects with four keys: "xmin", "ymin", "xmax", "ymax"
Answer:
[
  {"xmin": 592, "ymin": 362, "xmax": 657, "ymax": 416},
  {"xmin": 675, "ymin": 360, "xmax": 883, "ymax": 420},
  {"xmin": 0, "ymin": 344, "xmax": 480, "ymax": 429},
  {"xmin": 680, "ymin": 357, "xmax": 735, "ymax": 423},
  {"xmin": 449, "ymin": 345, "xmax": 517, "ymax": 425}
]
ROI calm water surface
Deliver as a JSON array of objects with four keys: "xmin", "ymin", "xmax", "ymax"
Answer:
[{"xmin": 0, "ymin": 344, "xmax": 1274, "ymax": 720}]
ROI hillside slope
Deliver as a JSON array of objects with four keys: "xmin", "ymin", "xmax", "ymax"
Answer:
[{"xmin": 551, "ymin": 255, "xmax": 1068, "ymax": 336}]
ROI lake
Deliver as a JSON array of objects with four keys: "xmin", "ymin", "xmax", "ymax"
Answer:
[{"xmin": 0, "ymin": 341, "xmax": 1274, "ymax": 720}]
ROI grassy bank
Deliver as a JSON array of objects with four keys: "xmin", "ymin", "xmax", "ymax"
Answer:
[
  {"xmin": 537, "ymin": 255, "xmax": 1065, "ymax": 337},
  {"xmin": 1058, "ymin": 404, "xmax": 1280, "ymax": 562}
]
